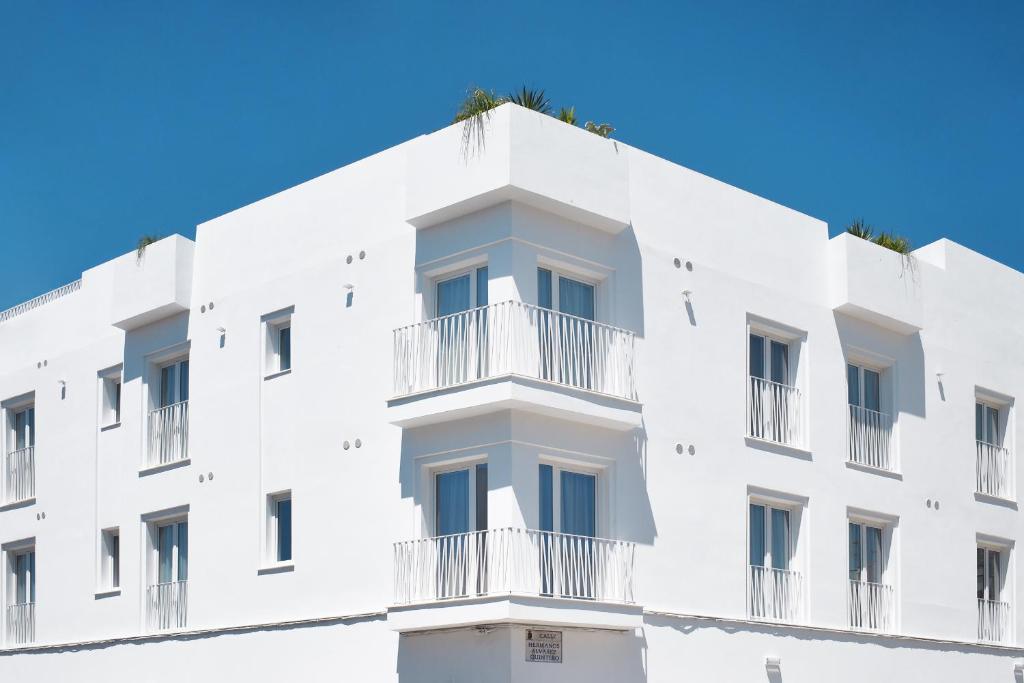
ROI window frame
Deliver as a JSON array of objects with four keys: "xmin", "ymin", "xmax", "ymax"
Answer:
[
  {"xmin": 434, "ymin": 265, "xmax": 489, "ymax": 318},
  {"xmin": 266, "ymin": 491, "xmax": 294, "ymax": 565},
  {"xmin": 100, "ymin": 527, "xmax": 120, "ymax": 591},
  {"xmin": 431, "ymin": 461, "xmax": 488, "ymax": 537},
  {"xmin": 99, "ymin": 367, "xmax": 123, "ymax": 429},
  {"xmin": 10, "ymin": 547, "xmax": 36, "ymax": 607},
  {"xmin": 977, "ymin": 544, "xmax": 1006, "ymax": 603},
  {"xmin": 152, "ymin": 518, "xmax": 188, "ymax": 586},
  {"xmin": 538, "ymin": 459, "xmax": 603, "ymax": 538}
]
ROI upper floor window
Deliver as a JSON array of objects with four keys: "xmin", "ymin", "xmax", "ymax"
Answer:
[
  {"xmin": 846, "ymin": 362, "xmax": 896, "ymax": 472},
  {"xmin": 976, "ymin": 402, "xmax": 1002, "ymax": 447},
  {"xmin": 100, "ymin": 368, "xmax": 122, "ymax": 428},
  {"xmin": 435, "ymin": 462, "xmax": 488, "ymax": 537},
  {"xmin": 750, "ymin": 334, "xmax": 789, "ymax": 387},
  {"xmin": 537, "ymin": 268, "xmax": 595, "ymax": 321},
  {"xmin": 159, "ymin": 359, "xmax": 189, "ymax": 408},
  {"xmin": 749, "ymin": 503, "xmax": 790, "ymax": 571},
  {"xmin": 746, "ymin": 320, "xmax": 806, "ymax": 448},
  {"xmin": 12, "ymin": 548, "xmax": 35, "ymax": 606},
  {"xmin": 147, "ymin": 516, "xmax": 188, "ymax": 632},
  {"xmin": 847, "ymin": 364, "xmax": 880, "ymax": 412},
  {"xmin": 747, "ymin": 496, "xmax": 805, "ymax": 623},
  {"xmin": 267, "ymin": 492, "xmax": 293, "ymax": 564},
  {"xmin": 847, "ymin": 518, "xmax": 895, "ymax": 632},
  {"xmin": 4, "ymin": 402, "xmax": 36, "ymax": 504},
  {"xmin": 263, "ymin": 308, "xmax": 294, "ymax": 377},
  {"xmin": 11, "ymin": 406, "xmax": 35, "ymax": 452},
  {"xmin": 436, "ymin": 266, "xmax": 488, "ymax": 317},
  {"xmin": 975, "ymin": 393, "xmax": 1014, "ymax": 500},
  {"xmin": 147, "ymin": 357, "xmax": 189, "ymax": 467},
  {"xmin": 5, "ymin": 545, "xmax": 35, "ymax": 645},
  {"xmin": 977, "ymin": 543, "xmax": 1011, "ymax": 644},
  {"xmin": 101, "ymin": 528, "xmax": 120, "ymax": 591},
  {"xmin": 539, "ymin": 463, "xmax": 597, "ymax": 538}
]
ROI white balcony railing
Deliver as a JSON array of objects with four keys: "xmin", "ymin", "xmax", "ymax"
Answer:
[
  {"xmin": 5, "ymin": 603, "xmax": 34, "ymax": 646},
  {"xmin": 747, "ymin": 377, "xmax": 805, "ymax": 448},
  {"xmin": 393, "ymin": 301, "xmax": 637, "ymax": 400},
  {"xmin": 978, "ymin": 598, "xmax": 1011, "ymax": 644},
  {"xmin": 848, "ymin": 580, "xmax": 894, "ymax": 632},
  {"xmin": 747, "ymin": 565, "xmax": 804, "ymax": 623},
  {"xmin": 848, "ymin": 405, "xmax": 896, "ymax": 472},
  {"xmin": 4, "ymin": 446, "xmax": 35, "ymax": 504},
  {"xmin": 976, "ymin": 441, "xmax": 1014, "ymax": 500},
  {"xmin": 147, "ymin": 401, "xmax": 189, "ymax": 467},
  {"xmin": 147, "ymin": 581, "xmax": 187, "ymax": 632},
  {"xmin": 393, "ymin": 528, "xmax": 636, "ymax": 605}
]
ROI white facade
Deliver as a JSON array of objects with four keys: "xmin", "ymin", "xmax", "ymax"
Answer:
[{"xmin": 1, "ymin": 103, "xmax": 1023, "ymax": 681}]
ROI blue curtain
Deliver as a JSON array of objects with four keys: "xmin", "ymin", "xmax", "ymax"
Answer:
[
  {"xmin": 435, "ymin": 470, "xmax": 469, "ymax": 536},
  {"xmin": 866, "ymin": 526, "xmax": 881, "ymax": 583},
  {"xmin": 771, "ymin": 508, "xmax": 789, "ymax": 570},
  {"xmin": 769, "ymin": 341, "xmax": 788, "ymax": 385},
  {"xmin": 537, "ymin": 269, "xmax": 552, "ymax": 309},
  {"xmin": 538, "ymin": 465, "xmax": 553, "ymax": 532},
  {"xmin": 179, "ymin": 361, "xmax": 189, "ymax": 402},
  {"xmin": 847, "ymin": 365, "xmax": 859, "ymax": 406},
  {"xmin": 159, "ymin": 525, "xmax": 173, "ymax": 583},
  {"xmin": 558, "ymin": 277, "xmax": 595, "ymax": 320},
  {"xmin": 177, "ymin": 522, "xmax": 189, "ymax": 581},
  {"xmin": 848, "ymin": 523, "xmax": 862, "ymax": 580},
  {"xmin": 749, "ymin": 335, "xmax": 765, "ymax": 379},
  {"xmin": 864, "ymin": 369, "xmax": 880, "ymax": 412},
  {"xmin": 475, "ymin": 464, "xmax": 488, "ymax": 531},
  {"xmin": 476, "ymin": 267, "xmax": 488, "ymax": 307},
  {"xmin": 749, "ymin": 504, "xmax": 765, "ymax": 566},
  {"xmin": 277, "ymin": 499, "xmax": 292, "ymax": 562},
  {"xmin": 560, "ymin": 471, "xmax": 596, "ymax": 537},
  {"xmin": 437, "ymin": 274, "xmax": 471, "ymax": 317}
]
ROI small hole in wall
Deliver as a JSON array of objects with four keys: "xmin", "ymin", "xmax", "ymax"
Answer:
[
  {"xmin": 926, "ymin": 499, "xmax": 932, "ymax": 508},
  {"xmin": 675, "ymin": 443, "xmax": 683, "ymax": 454},
  {"xmin": 201, "ymin": 305, "xmax": 206, "ymax": 313},
  {"xmin": 208, "ymin": 472, "xmax": 214, "ymax": 481},
  {"xmin": 43, "ymin": 360, "xmax": 48, "ymax": 367},
  {"xmin": 934, "ymin": 500, "xmax": 940, "ymax": 510},
  {"xmin": 346, "ymin": 255, "xmax": 353, "ymax": 264},
  {"xmin": 208, "ymin": 302, "xmax": 214, "ymax": 310},
  {"xmin": 685, "ymin": 261, "xmax": 693, "ymax": 272},
  {"xmin": 355, "ymin": 438, "xmax": 362, "ymax": 448},
  {"xmin": 673, "ymin": 258, "xmax": 681, "ymax": 269},
  {"xmin": 688, "ymin": 444, "xmax": 696, "ymax": 455},
  {"xmin": 343, "ymin": 440, "xmax": 350, "ymax": 450},
  {"xmin": 36, "ymin": 362, "xmax": 42, "ymax": 369},
  {"xmin": 199, "ymin": 474, "xmax": 205, "ymax": 483},
  {"xmin": 359, "ymin": 250, "xmax": 366, "ymax": 260}
]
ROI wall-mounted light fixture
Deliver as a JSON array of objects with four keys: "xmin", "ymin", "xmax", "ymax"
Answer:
[
  {"xmin": 58, "ymin": 380, "xmax": 66, "ymax": 400},
  {"xmin": 682, "ymin": 290, "xmax": 693, "ymax": 304},
  {"xmin": 765, "ymin": 656, "xmax": 781, "ymax": 674}
]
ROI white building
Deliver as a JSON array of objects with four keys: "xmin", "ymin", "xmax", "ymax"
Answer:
[{"xmin": 1, "ymin": 103, "xmax": 1023, "ymax": 681}]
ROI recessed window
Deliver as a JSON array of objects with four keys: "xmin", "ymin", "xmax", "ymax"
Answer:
[
  {"xmin": 263, "ymin": 309, "xmax": 294, "ymax": 377},
  {"xmin": 268, "ymin": 492, "xmax": 293, "ymax": 563},
  {"xmin": 746, "ymin": 319, "xmax": 807, "ymax": 448},
  {"xmin": 6, "ymin": 545, "xmax": 36, "ymax": 645},
  {"xmin": 100, "ymin": 369, "xmax": 122, "ymax": 427},
  {"xmin": 102, "ymin": 528, "xmax": 120, "ymax": 590},
  {"xmin": 747, "ymin": 495, "xmax": 806, "ymax": 623},
  {"xmin": 4, "ymin": 401, "xmax": 36, "ymax": 504}
]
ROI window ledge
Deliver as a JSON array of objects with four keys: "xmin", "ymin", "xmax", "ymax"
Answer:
[
  {"xmin": 845, "ymin": 460, "xmax": 903, "ymax": 480},
  {"xmin": 257, "ymin": 562, "xmax": 295, "ymax": 576},
  {"xmin": 100, "ymin": 421, "xmax": 122, "ymax": 433},
  {"xmin": 94, "ymin": 588, "xmax": 121, "ymax": 599},
  {"xmin": 974, "ymin": 491, "xmax": 1018, "ymax": 509},
  {"xmin": 263, "ymin": 368, "xmax": 292, "ymax": 381},
  {"xmin": 0, "ymin": 497, "xmax": 36, "ymax": 512},
  {"xmin": 138, "ymin": 458, "xmax": 191, "ymax": 477},
  {"xmin": 744, "ymin": 436, "xmax": 812, "ymax": 460}
]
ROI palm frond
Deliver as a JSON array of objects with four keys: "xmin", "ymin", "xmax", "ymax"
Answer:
[
  {"xmin": 454, "ymin": 87, "xmax": 508, "ymax": 158},
  {"xmin": 557, "ymin": 106, "xmax": 577, "ymax": 126},
  {"xmin": 136, "ymin": 234, "xmax": 162, "ymax": 261},
  {"xmin": 846, "ymin": 219, "xmax": 874, "ymax": 241},
  {"xmin": 508, "ymin": 86, "xmax": 551, "ymax": 115}
]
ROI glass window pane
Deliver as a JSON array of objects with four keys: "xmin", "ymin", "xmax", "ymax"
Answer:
[
  {"xmin": 279, "ymin": 327, "xmax": 291, "ymax": 371},
  {"xmin": 977, "ymin": 547, "xmax": 985, "ymax": 599},
  {"xmin": 847, "ymin": 365, "xmax": 860, "ymax": 406},
  {"xmin": 15, "ymin": 553, "xmax": 27, "ymax": 604},
  {"xmin": 14, "ymin": 410, "xmax": 26, "ymax": 450},
  {"xmin": 161, "ymin": 365, "xmax": 175, "ymax": 407},
  {"xmin": 986, "ymin": 406, "xmax": 999, "ymax": 445},
  {"xmin": 749, "ymin": 335, "xmax": 765, "ymax": 379},
  {"xmin": 864, "ymin": 370, "xmax": 881, "ymax": 412},
  {"xmin": 770, "ymin": 508, "xmax": 790, "ymax": 570},
  {"xmin": 976, "ymin": 403, "xmax": 983, "ymax": 442},
  {"xmin": 179, "ymin": 361, "xmax": 189, "ymax": 402},
  {"xmin": 435, "ymin": 469, "xmax": 469, "ymax": 536},
  {"xmin": 866, "ymin": 526, "xmax": 882, "ymax": 583},
  {"xmin": 848, "ymin": 523, "xmax": 862, "ymax": 581},
  {"xmin": 437, "ymin": 274, "xmax": 471, "ymax": 317},
  {"xmin": 114, "ymin": 382, "xmax": 122, "ymax": 423},
  {"xmin": 29, "ymin": 551, "xmax": 35, "ymax": 603},
  {"xmin": 112, "ymin": 535, "xmax": 120, "ymax": 588},
  {"xmin": 277, "ymin": 499, "xmax": 292, "ymax": 562},
  {"xmin": 538, "ymin": 464, "xmax": 553, "ymax": 532},
  {"xmin": 749, "ymin": 504, "xmax": 765, "ymax": 567},
  {"xmin": 176, "ymin": 521, "xmax": 189, "ymax": 582},
  {"xmin": 770, "ymin": 341, "xmax": 789, "ymax": 385},
  {"xmin": 159, "ymin": 525, "xmax": 173, "ymax": 583},
  {"xmin": 989, "ymin": 550, "xmax": 1001, "ymax": 601},
  {"xmin": 537, "ymin": 269, "xmax": 553, "ymax": 310},
  {"xmin": 476, "ymin": 267, "xmax": 488, "ymax": 308},
  {"xmin": 558, "ymin": 277, "xmax": 595, "ymax": 321},
  {"xmin": 560, "ymin": 471, "xmax": 596, "ymax": 537},
  {"xmin": 475, "ymin": 464, "xmax": 488, "ymax": 531},
  {"xmin": 27, "ymin": 408, "xmax": 34, "ymax": 447}
]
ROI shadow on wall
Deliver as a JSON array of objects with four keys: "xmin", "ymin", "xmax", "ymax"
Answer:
[{"xmin": 397, "ymin": 625, "xmax": 648, "ymax": 683}]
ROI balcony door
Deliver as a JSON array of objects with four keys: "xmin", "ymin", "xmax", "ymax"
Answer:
[
  {"xmin": 435, "ymin": 268, "xmax": 488, "ymax": 386},
  {"xmin": 538, "ymin": 269, "xmax": 596, "ymax": 389},
  {"xmin": 157, "ymin": 521, "xmax": 188, "ymax": 585},
  {"xmin": 433, "ymin": 464, "xmax": 487, "ymax": 598},
  {"xmin": 976, "ymin": 403, "xmax": 1000, "ymax": 446},
  {"xmin": 14, "ymin": 550, "xmax": 35, "ymax": 606},
  {"xmin": 12, "ymin": 407, "xmax": 34, "ymax": 451},
  {"xmin": 848, "ymin": 522, "xmax": 883, "ymax": 583},
  {"xmin": 159, "ymin": 359, "xmax": 189, "ymax": 408},
  {"xmin": 848, "ymin": 365, "xmax": 881, "ymax": 413},
  {"xmin": 539, "ymin": 464, "xmax": 597, "ymax": 598}
]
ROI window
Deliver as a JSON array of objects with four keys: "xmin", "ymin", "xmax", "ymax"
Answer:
[
  {"xmin": 100, "ymin": 370, "xmax": 122, "ymax": 427},
  {"xmin": 159, "ymin": 359, "xmax": 189, "ymax": 408},
  {"xmin": 102, "ymin": 528, "xmax": 120, "ymax": 590},
  {"xmin": 268, "ymin": 492, "xmax": 293, "ymax": 564},
  {"xmin": 539, "ymin": 463, "xmax": 596, "ymax": 537},
  {"xmin": 750, "ymin": 334, "xmax": 789, "ymax": 386},
  {"xmin": 12, "ymin": 549, "xmax": 35, "ymax": 606},
  {"xmin": 156, "ymin": 520, "xmax": 188, "ymax": 584},
  {"xmin": 537, "ymin": 268, "xmax": 596, "ymax": 321},
  {"xmin": 436, "ymin": 267, "xmax": 488, "ymax": 318},
  {"xmin": 263, "ymin": 309, "xmax": 294, "ymax": 376},
  {"xmin": 848, "ymin": 364, "xmax": 881, "ymax": 413},
  {"xmin": 849, "ymin": 522, "xmax": 884, "ymax": 583},
  {"xmin": 978, "ymin": 546, "xmax": 1003, "ymax": 603},
  {"xmin": 434, "ymin": 463, "xmax": 488, "ymax": 536},
  {"xmin": 747, "ymin": 322, "xmax": 806, "ymax": 447},
  {"xmin": 11, "ymin": 406, "xmax": 35, "ymax": 452},
  {"xmin": 977, "ymin": 402, "xmax": 1001, "ymax": 446},
  {"xmin": 749, "ymin": 503, "xmax": 790, "ymax": 570}
]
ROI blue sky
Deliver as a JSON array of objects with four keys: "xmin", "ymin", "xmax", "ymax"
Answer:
[{"xmin": 1, "ymin": 1, "xmax": 1021, "ymax": 310}]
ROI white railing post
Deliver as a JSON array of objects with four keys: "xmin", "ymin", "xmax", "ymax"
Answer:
[
  {"xmin": 3, "ymin": 446, "xmax": 35, "ymax": 504},
  {"xmin": 848, "ymin": 580, "xmax": 894, "ymax": 632},
  {"xmin": 747, "ymin": 565, "xmax": 804, "ymax": 623},
  {"xmin": 976, "ymin": 441, "xmax": 1014, "ymax": 500},
  {"xmin": 147, "ymin": 401, "xmax": 189, "ymax": 467},
  {"xmin": 4, "ymin": 603, "xmax": 35, "ymax": 646},
  {"xmin": 747, "ymin": 377, "xmax": 805, "ymax": 448},
  {"xmin": 147, "ymin": 581, "xmax": 188, "ymax": 632},
  {"xmin": 847, "ymin": 405, "xmax": 896, "ymax": 472},
  {"xmin": 393, "ymin": 302, "xmax": 636, "ymax": 400},
  {"xmin": 978, "ymin": 598, "xmax": 1011, "ymax": 644},
  {"xmin": 393, "ymin": 528, "xmax": 636, "ymax": 606}
]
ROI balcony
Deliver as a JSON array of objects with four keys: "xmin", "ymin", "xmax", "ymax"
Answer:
[
  {"xmin": 978, "ymin": 598, "xmax": 1011, "ymax": 645},
  {"xmin": 848, "ymin": 580, "xmax": 894, "ymax": 633},
  {"xmin": 389, "ymin": 301, "xmax": 641, "ymax": 430},
  {"xmin": 746, "ymin": 377, "xmax": 806, "ymax": 449},
  {"xmin": 389, "ymin": 528, "xmax": 640, "ymax": 632},
  {"xmin": 147, "ymin": 401, "xmax": 189, "ymax": 468},
  {"xmin": 976, "ymin": 441, "xmax": 1014, "ymax": 501},
  {"xmin": 147, "ymin": 581, "xmax": 188, "ymax": 632},
  {"xmin": 110, "ymin": 234, "xmax": 194, "ymax": 331},
  {"xmin": 3, "ymin": 446, "xmax": 35, "ymax": 505},
  {"xmin": 747, "ymin": 565, "xmax": 804, "ymax": 624},
  {"xmin": 4, "ymin": 603, "xmax": 34, "ymax": 646},
  {"xmin": 848, "ymin": 405, "xmax": 897, "ymax": 473}
]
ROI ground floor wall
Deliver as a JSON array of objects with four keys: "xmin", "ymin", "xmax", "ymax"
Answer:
[{"xmin": 1, "ymin": 611, "xmax": 1019, "ymax": 682}]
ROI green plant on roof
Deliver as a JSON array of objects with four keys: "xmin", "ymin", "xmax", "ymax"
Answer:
[
  {"xmin": 136, "ymin": 234, "xmax": 162, "ymax": 261},
  {"xmin": 846, "ymin": 219, "xmax": 911, "ymax": 255}
]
